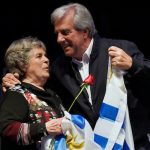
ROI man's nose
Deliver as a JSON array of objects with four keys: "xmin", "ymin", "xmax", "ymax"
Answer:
[{"xmin": 57, "ymin": 33, "xmax": 65, "ymax": 43}]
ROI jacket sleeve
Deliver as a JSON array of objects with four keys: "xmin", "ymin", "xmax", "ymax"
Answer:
[
  {"xmin": 123, "ymin": 40, "xmax": 150, "ymax": 79},
  {"xmin": 110, "ymin": 39, "xmax": 150, "ymax": 81},
  {"xmin": 0, "ymin": 90, "xmax": 47, "ymax": 145}
]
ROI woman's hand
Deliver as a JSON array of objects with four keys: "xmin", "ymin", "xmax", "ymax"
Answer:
[
  {"xmin": 45, "ymin": 118, "xmax": 63, "ymax": 136},
  {"xmin": 2, "ymin": 73, "xmax": 20, "ymax": 92}
]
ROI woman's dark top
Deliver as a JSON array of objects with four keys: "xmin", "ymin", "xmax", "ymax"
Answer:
[{"xmin": 0, "ymin": 82, "xmax": 64, "ymax": 150}]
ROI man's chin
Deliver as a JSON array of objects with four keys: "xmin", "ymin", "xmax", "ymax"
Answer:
[
  {"xmin": 63, "ymin": 47, "xmax": 74, "ymax": 57},
  {"xmin": 64, "ymin": 50, "xmax": 72, "ymax": 56},
  {"xmin": 64, "ymin": 52, "xmax": 74, "ymax": 57}
]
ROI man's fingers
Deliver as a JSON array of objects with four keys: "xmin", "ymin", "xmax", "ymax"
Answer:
[
  {"xmin": 2, "ymin": 73, "xmax": 21, "ymax": 92},
  {"xmin": 2, "ymin": 81, "xmax": 16, "ymax": 90},
  {"xmin": 2, "ymin": 87, "xmax": 6, "ymax": 93},
  {"xmin": 2, "ymin": 82, "xmax": 15, "ymax": 92},
  {"xmin": 3, "ymin": 73, "xmax": 21, "ymax": 84},
  {"xmin": 14, "ymin": 73, "xmax": 20, "ymax": 79}
]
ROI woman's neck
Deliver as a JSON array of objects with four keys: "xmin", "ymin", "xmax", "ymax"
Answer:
[{"xmin": 22, "ymin": 78, "xmax": 45, "ymax": 91}]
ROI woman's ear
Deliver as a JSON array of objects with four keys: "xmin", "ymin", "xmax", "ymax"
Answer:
[{"xmin": 22, "ymin": 66, "xmax": 27, "ymax": 72}]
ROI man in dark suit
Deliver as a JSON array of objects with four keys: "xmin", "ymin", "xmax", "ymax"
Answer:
[
  {"xmin": 2, "ymin": 3, "xmax": 150, "ymax": 149},
  {"xmin": 49, "ymin": 3, "xmax": 150, "ymax": 149}
]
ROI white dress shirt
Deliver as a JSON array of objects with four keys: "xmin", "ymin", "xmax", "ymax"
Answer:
[{"xmin": 72, "ymin": 39, "xmax": 93, "ymax": 104}]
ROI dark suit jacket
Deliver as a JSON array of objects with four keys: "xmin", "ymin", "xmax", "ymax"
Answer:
[{"xmin": 49, "ymin": 34, "xmax": 150, "ymax": 148}]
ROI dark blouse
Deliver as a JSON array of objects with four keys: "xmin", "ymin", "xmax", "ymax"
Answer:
[{"xmin": 0, "ymin": 82, "xmax": 64, "ymax": 150}]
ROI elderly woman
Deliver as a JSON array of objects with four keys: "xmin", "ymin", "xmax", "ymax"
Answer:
[
  {"xmin": 0, "ymin": 37, "xmax": 103, "ymax": 150},
  {"xmin": 0, "ymin": 37, "xmax": 64, "ymax": 150}
]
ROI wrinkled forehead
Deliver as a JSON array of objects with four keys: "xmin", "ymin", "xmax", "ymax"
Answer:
[
  {"xmin": 54, "ymin": 10, "xmax": 75, "ymax": 32},
  {"xmin": 28, "ymin": 47, "xmax": 47, "ymax": 57}
]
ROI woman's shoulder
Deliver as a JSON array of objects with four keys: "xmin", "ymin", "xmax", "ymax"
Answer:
[
  {"xmin": 1, "ymin": 84, "xmax": 28, "ymax": 108},
  {"xmin": 8, "ymin": 84, "xmax": 25, "ymax": 94}
]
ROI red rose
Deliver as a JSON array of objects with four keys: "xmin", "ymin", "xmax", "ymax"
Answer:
[
  {"xmin": 83, "ymin": 74, "xmax": 94, "ymax": 85},
  {"xmin": 68, "ymin": 74, "xmax": 94, "ymax": 112}
]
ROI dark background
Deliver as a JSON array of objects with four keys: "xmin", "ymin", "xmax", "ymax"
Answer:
[{"xmin": 0, "ymin": 0, "xmax": 150, "ymax": 83}]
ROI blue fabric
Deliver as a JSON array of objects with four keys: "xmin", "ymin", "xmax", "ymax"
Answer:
[
  {"xmin": 71, "ymin": 115, "xmax": 85, "ymax": 129},
  {"xmin": 94, "ymin": 133, "xmax": 108, "ymax": 148},
  {"xmin": 113, "ymin": 143, "xmax": 122, "ymax": 150},
  {"xmin": 100, "ymin": 103, "xmax": 119, "ymax": 121},
  {"xmin": 123, "ymin": 141, "xmax": 130, "ymax": 150},
  {"xmin": 54, "ymin": 135, "xmax": 67, "ymax": 150}
]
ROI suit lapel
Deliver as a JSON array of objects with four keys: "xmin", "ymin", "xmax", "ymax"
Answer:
[{"xmin": 89, "ymin": 35, "xmax": 109, "ymax": 105}]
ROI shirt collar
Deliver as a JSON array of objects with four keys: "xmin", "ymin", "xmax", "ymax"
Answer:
[{"xmin": 72, "ymin": 38, "xmax": 93, "ymax": 65}]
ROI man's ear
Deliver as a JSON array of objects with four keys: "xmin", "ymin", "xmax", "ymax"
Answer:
[{"xmin": 83, "ymin": 28, "xmax": 90, "ymax": 39}]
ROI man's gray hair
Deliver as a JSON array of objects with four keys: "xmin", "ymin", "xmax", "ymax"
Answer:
[{"xmin": 51, "ymin": 3, "xmax": 97, "ymax": 38}]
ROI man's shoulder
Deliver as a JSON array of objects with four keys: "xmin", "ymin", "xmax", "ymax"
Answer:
[
  {"xmin": 52, "ymin": 54, "xmax": 71, "ymax": 68},
  {"xmin": 94, "ymin": 33, "xmax": 135, "ymax": 45},
  {"xmin": 100, "ymin": 36, "xmax": 135, "ymax": 46},
  {"xmin": 50, "ymin": 54, "xmax": 72, "ymax": 78}
]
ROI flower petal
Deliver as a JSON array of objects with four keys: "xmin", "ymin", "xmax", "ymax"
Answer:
[{"xmin": 83, "ymin": 74, "xmax": 94, "ymax": 85}]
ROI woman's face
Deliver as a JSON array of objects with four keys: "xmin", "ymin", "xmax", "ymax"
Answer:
[{"xmin": 25, "ymin": 48, "xmax": 49, "ymax": 85}]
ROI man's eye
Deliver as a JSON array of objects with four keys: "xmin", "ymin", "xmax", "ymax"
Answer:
[{"xmin": 62, "ymin": 30, "xmax": 70, "ymax": 35}]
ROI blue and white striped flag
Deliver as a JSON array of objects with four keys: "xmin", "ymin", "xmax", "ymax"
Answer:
[
  {"xmin": 41, "ymin": 64, "xmax": 134, "ymax": 150},
  {"xmin": 93, "ymin": 67, "xmax": 134, "ymax": 150},
  {"xmin": 41, "ymin": 111, "xmax": 101, "ymax": 150}
]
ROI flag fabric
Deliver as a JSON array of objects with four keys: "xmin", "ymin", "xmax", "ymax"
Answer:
[
  {"xmin": 93, "ymin": 66, "xmax": 134, "ymax": 150},
  {"xmin": 41, "ymin": 64, "xmax": 134, "ymax": 150},
  {"xmin": 40, "ymin": 111, "xmax": 101, "ymax": 150}
]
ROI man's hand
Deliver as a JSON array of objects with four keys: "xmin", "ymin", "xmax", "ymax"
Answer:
[
  {"xmin": 2, "ymin": 73, "xmax": 20, "ymax": 92},
  {"xmin": 108, "ymin": 46, "xmax": 132, "ymax": 70}
]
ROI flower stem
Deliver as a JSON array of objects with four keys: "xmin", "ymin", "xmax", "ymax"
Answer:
[
  {"xmin": 49, "ymin": 137, "xmax": 55, "ymax": 150},
  {"xmin": 68, "ymin": 84, "xmax": 87, "ymax": 112}
]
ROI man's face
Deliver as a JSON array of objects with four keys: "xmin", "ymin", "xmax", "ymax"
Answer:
[{"xmin": 54, "ymin": 11, "xmax": 88, "ymax": 60}]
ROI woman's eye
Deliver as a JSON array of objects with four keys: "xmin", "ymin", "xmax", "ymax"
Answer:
[{"xmin": 36, "ymin": 54, "xmax": 42, "ymax": 58}]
